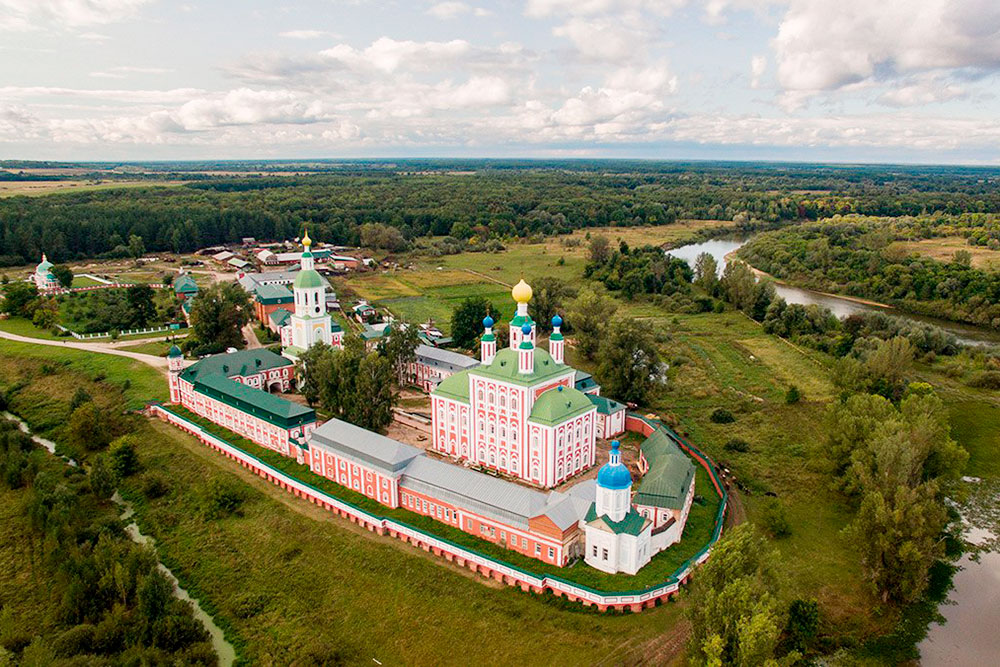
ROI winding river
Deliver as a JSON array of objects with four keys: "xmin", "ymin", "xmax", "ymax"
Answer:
[
  {"xmin": 3, "ymin": 412, "xmax": 236, "ymax": 667},
  {"xmin": 666, "ymin": 237, "xmax": 1000, "ymax": 347},
  {"xmin": 666, "ymin": 239, "xmax": 1000, "ymax": 664}
]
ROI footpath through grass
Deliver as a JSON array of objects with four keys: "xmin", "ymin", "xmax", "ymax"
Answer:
[{"xmin": 167, "ymin": 404, "xmax": 721, "ymax": 592}]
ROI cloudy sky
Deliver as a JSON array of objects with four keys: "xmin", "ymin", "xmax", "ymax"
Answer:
[{"xmin": 2, "ymin": 0, "xmax": 1000, "ymax": 163}]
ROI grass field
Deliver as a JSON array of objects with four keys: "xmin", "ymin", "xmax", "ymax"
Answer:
[
  {"xmin": 118, "ymin": 339, "xmax": 175, "ymax": 356},
  {"xmin": 892, "ymin": 237, "xmax": 1000, "ymax": 271},
  {"xmin": 117, "ymin": 420, "xmax": 686, "ymax": 665},
  {"xmin": 0, "ymin": 179, "xmax": 186, "ymax": 197},
  {"xmin": 70, "ymin": 275, "xmax": 105, "ymax": 287}
]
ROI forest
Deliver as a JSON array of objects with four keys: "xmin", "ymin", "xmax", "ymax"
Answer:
[
  {"xmin": 2, "ymin": 160, "xmax": 1000, "ymax": 267},
  {"xmin": 738, "ymin": 215, "xmax": 1000, "ymax": 329}
]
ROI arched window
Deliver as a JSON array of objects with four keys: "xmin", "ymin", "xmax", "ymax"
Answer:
[
  {"xmin": 477, "ymin": 389, "xmax": 483, "ymax": 401},
  {"xmin": 511, "ymin": 396, "xmax": 518, "ymax": 410},
  {"xmin": 489, "ymin": 452, "xmax": 496, "ymax": 466},
  {"xmin": 532, "ymin": 465, "xmax": 539, "ymax": 479},
  {"xmin": 500, "ymin": 426, "xmax": 506, "ymax": 439},
  {"xmin": 500, "ymin": 456, "xmax": 507, "ymax": 469},
  {"xmin": 500, "ymin": 395, "xmax": 506, "ymax": 408}
]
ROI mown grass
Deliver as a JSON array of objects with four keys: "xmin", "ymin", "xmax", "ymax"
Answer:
[
  {"xmin": 120, "ymin": 419, "xmax": 683, "ymax": 665},
  {"xmin": 0, "ymin": 316, "xmax": 63, "ymax": 340},
  {"xmin": 947, "ymin": 400, "xmax": 1000, "ymax": 479},
  {"xmin": 167, "ymin": 404, "xmax": 721, "ymax": 592}
]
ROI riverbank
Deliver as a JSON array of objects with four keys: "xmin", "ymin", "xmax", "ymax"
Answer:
[{"xmin": 723, "ymin": 248, "xmax": 897, "ymax": 309}]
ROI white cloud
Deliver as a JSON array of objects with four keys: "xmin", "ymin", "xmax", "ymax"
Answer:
[
  {"xmin": 771, "ymin": 0, "xmax": 1000, "ymax": 102},
  {"xmin": 552, "ymin": 17, "xmax": 641, "ymax": 62},
  {"xmin": 320, "ymin": 37, "xmax": 472, "ymax": 73},
  {"xmin": 877, "ymin": 75, "xmax": 968, "ymax": 107},
  {"xmin": 525, "ymin": 0, "xmax": 683, "ymax": 18},
  {"xmin": 427, "ymin": 2, "xmax": 471, "ymax": 19},
  {"xmin": 750, "ymin": 54, "xmax": 766, "ymax": 88},
  {"xmin": 0, "ymin": 0, "xmax": 152, "ymax": 30},
  {"xmin": 89, "ymin": 65, "xmax": 172, "ymax": 78},
  {"xmin": 278, "ymin": 29, "xmax": 334, "ymax": 40}
]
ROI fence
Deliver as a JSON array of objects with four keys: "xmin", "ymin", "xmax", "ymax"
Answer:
[
  {"xmin": 150, "ymin": 403, "xmax": 728, "ymax": 612},
  {"xmin": 58, "ymin": 323, "xmax": 185, "ymax": 340}
]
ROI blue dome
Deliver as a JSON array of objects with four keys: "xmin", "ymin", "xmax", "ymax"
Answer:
[
  {"xmin": 483, "ymin": 315, "xmax": 494, "ymax": 328},
  {"xmin": 521, "ymin": 322, "xmax": 532, "ymax": 335},
  {"xmin": 552, "ymin": 314, "xmax": 562, "ymax": 327},
  {"xmin": 597, "ymin": 442, "xmax": 632, "ymax": 490}
]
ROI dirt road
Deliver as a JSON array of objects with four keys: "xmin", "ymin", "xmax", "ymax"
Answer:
[{"xmin": 0, "ymin": 329, "xmax": 175, "ymax": 375}]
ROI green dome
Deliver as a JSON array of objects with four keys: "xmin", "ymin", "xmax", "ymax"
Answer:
[
  {"xmin": 293, "ymin": 269, "xmax": 326, "ymax": 290},
  {"xmin": 168, "ymin": 344, "xmax": 183, "ymax": 358}
]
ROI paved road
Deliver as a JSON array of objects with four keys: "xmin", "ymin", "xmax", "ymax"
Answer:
[
  {"xmin": 242, "ymin": 323, "xmax": 262, "ymax": 349},
  {"xmin": 0, "ymin": 329, "xmax": 175, "ymax": 374}
]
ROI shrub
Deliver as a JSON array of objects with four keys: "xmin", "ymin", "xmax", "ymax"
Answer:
[
  {"xmin": 785, "ymin": 385, "xmax": 802, "ymax": 404},
  {"xmin": 759, "ymin": 498, "xmax": 791, "ymax": 538},
  {"xmin": 724, "ymin": 438, "xmax": 750, "ymax": 453},
  {"xmin": 785, "ymin": 599, "xmax": 820, "ymax": 652},
  {"xmin": 710, "ymin": 408, "xmax": 735, "ymax": 424},
  {"xmin": 203, "ymin": 477, "xmax": 245, "ymax": 519},
  {"xmin": 967, "ymin": 370, "xmax": 1000, "ymax": 390},
  {"xmin": 142, "ymin": 474, "xmax": 169, "ymax": 499},
  {"xmin": 108, "ymin": 436, "xmax": 140, "ymax": 478}
]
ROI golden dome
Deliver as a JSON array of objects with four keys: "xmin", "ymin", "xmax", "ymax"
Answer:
[
  {"xmin": 511, "ymin": 279, "xmax": 532, "ymax": 304},
  {"xmin": 302, "ymin": 230, "xmax": 312, "ymax": 248}
]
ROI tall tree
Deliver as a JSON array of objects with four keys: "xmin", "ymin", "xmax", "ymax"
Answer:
[
  {"xmin": 187, "ymin": 281, "xmax": 251, "ymax": 355},
  {"xmin": 686, "ymin": 525, "xmax": 786, "ymax": 667},
  {"xmin": 565, "ymin": 285, "xmax": 615, "ymax": 360},
  {"xmin": 450, "ymin": 295, "xmax": 492, "ymax": 349},
  {"xmin": 693, "ymin": 252, "xmax": 719, "ymax": 294},
  {"xmin": 528, "ymin": 277, "xmax": 577, "ymax": 332},
  {"xmin": 595, "ymin": 317, "xmax": 664, "ymax": 405},
  {"xmin": 721, "ymin": 260, "xmax": 757, "ymax": 313},
  {"xmin": 354, "ymin": 353, "xmax": 396, "ymax": 431},
  {"xmin": 379, "ymin": 322, "xmax": 421, "ymax": 384},
  {"xmin": 126, "ymin": 284, "xmax": 156, "ymax": 328},
  {"xmin": 50, "ymin": 264, "xmax": 74, "ymax": 289},
  {"xmin": 588, "ymin": 234, "xmax": 611, "ymax": 264},
  {"xmin": 1, "ymin": 282, "xmax": 38, "ymax": 317}
]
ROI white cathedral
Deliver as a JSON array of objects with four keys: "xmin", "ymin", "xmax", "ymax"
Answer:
[{"xmin": 280, "ymin": 231, "xmax": 341, "ymax": 359}]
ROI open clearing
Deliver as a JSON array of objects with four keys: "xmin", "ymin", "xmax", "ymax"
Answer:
[
  {"xmin": 891, "ymin": 237, "xmax": 1000, "ymax": 271},
  {"xmin": 0, "ymin": 179, "xmax": 187, "ymax": 197}
]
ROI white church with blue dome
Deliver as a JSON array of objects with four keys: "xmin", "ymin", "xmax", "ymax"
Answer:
[{"xmin": 583, "ymin": 441, "xmax": 655, "ymax": 574}]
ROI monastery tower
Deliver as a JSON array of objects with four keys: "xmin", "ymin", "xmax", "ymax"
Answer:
[{"xmin": 288, "ymin": 230, "xmax": 333, "ymax": 354}]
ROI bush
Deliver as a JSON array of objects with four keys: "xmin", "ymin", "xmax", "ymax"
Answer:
[
  {"xmin": 203, "ymin": 477, "xmax": 245, "ymax": 519},
  {"xmin": 785, "ymin": 385, "xmax": 802, "ymax": 404},
  {"xmin": 724, "ymin": 438, "xmax": 750, "ymax": 453},
  {"xmin": 785, "ymin": 598, "xmax": 820, "ymax": 652},
  {"xmin": 710, "ymin": 408, "xmax": 735, "ymax": 424},
  {"xmin": 967, "ymin": 370, "xmax": 1000, "ymax": 390},
  {"xmin": 759, "ymin": 498, "xmax": 791, "ymax": 538},
  {"xmin": 142, "ymin": 474, "xmax": 169, "ymax": 499},
  {"xmin": 108, "ymin": 437, "xmax": 140, "ymax": 478}
]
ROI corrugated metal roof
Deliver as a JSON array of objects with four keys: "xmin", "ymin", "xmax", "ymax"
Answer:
[
  {"xmin": 587, "ymin": 394, "xmax": 625, "ymax": 415},
  {"xmin": 529, "ymin": 385, "xmax": 595, "ymax": 425},
  {"xmin": 310, "ymin": 418, "xmax": 423, "ymax": 475},
  {"xmin": 633, "ymin": 429, "xmax": 696, "ymax": 510},
  {"xmin": 181, "ymin": 348, "xmax": 292, "ymax": 383},
  {"xmin": 415, "ymin": 344, "xmax": 480, "ymax": 372},
  {"xmin": 193, "ymin": 374, "xmax": 315, "ymax": 425},
  {"xmin": 470, "ymin": 347, "xmax": 574, "ymax": 387}
]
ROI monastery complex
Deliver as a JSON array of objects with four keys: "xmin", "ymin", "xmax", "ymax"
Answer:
[{"xmin": 164, "ymin": 238, "xmax": 698, "ymax": 576}]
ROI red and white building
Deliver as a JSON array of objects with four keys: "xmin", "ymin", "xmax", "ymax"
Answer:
[
  {"xmin": 168, "ymin": 347, "xmax": 316, "ymax": 461},
  {"xmin": 404, "ymin": 344, "xmax": 480, "ymax": 392},
  {"xmin": 431, "ymin": 280, "xmax": 624, "ymax": 488}
]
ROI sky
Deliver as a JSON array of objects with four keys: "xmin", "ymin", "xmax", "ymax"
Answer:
[{"xmin": 2, "ymin": 0, "xmax": 1000, "ymax": 163}]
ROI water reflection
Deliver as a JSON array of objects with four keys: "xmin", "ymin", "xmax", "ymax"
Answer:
[{"xmin": 667, "ymin": 237, "xmax": 1000, "ymax": 346}]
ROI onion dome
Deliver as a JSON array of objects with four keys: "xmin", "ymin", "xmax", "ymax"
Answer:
[
  {"xmin": 168, "ymin": 344, "xmax": 183, "ymax": 358},
  {"xmin": 521, "ymin": 322, "xmax": 532, "ymax": 335},
  {"xmin": 511, "ymin": 279, "xmax": 533, "ymax": 304},
  {"xmin": 483, "ymin": 315, "xmax": 494, "ymax": 328},
  {"xmin": 552, "ymin": 314, "xmax": 563, "ymax": 328},
  {"xmin": 37, "ymin": 254, "xmax": 53, "ymax": 273},
  {"xmin": 302, "ymin": 229, "xmax": 312, "ymax": 249},
  {"xmin": 597, "ymin": 441, "xmax": 632, "ymax": 490}
]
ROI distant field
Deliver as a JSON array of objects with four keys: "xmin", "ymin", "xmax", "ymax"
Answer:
[
  {"xmin": 70, "ymin": 275, "xmax": 104, "ymax": 287},
  {"xmin": 892, "ymin": 237, "xmax": 1000, "ymax": 271},
  {"xmin": 0, "ymin": 179, "xmax": 186, "ymax": 197}
]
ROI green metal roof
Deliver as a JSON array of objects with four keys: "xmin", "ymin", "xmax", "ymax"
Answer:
[
  {"xmin": 529, "ymin": 385, "xmax": 594, "ymax": 425},
  {"xmin": 254, "ymin": 283, "xmax": 293, "ymax": 304},
  {"xmin": 168, "ymin": 344, "xmax": 183, "ymax": 358},
  {"xmin": 510, "ymin": 313, "xmax": 533, "ymax": 328},
  {"xmin": 193, "ymin": 374, "xmax": 315, "ymax": 428},
  {"xmin": 585, "ymin": 504, "xmax": 649, "ymax": 536},
  {"xmin": 293, "ymin": 269, "xmax": 326, "ymax": 289},
  {"xmin": 587, "ymin": 394, "xmax": 625, "ymax": 415},
  {"xmin": 469, "ymin": 347, "xmax": 572, "ymax": 387},
  {"xmin": 632, "ymin": 429, "xmax": 696, "ymax": 510},
  {"xmin": 269, "ymin": 308, "xmax": 291, "ymax": 327},
  {"xmin": 180, "ymin": 349, "xmax": 292, "ymax": 384},
  {"xmin": 173, "ymin": 275, "xmax": 199, "ymax": 294},
  {"xmin": 434, "ymin": 371, "xmax": 470, "ymax": 402}
]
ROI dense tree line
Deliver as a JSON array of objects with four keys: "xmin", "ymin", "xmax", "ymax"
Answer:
[
  {"xmin": 3, "ymin": 162, "xmax": 1000, "ymax": 266},
  {"xmin": 738, "ymin": 217, "xmax": 1000, "ymax": 328},
  {"xmin": 0, "ymin": 416, "xmax": 215, "ymax": 664}
]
